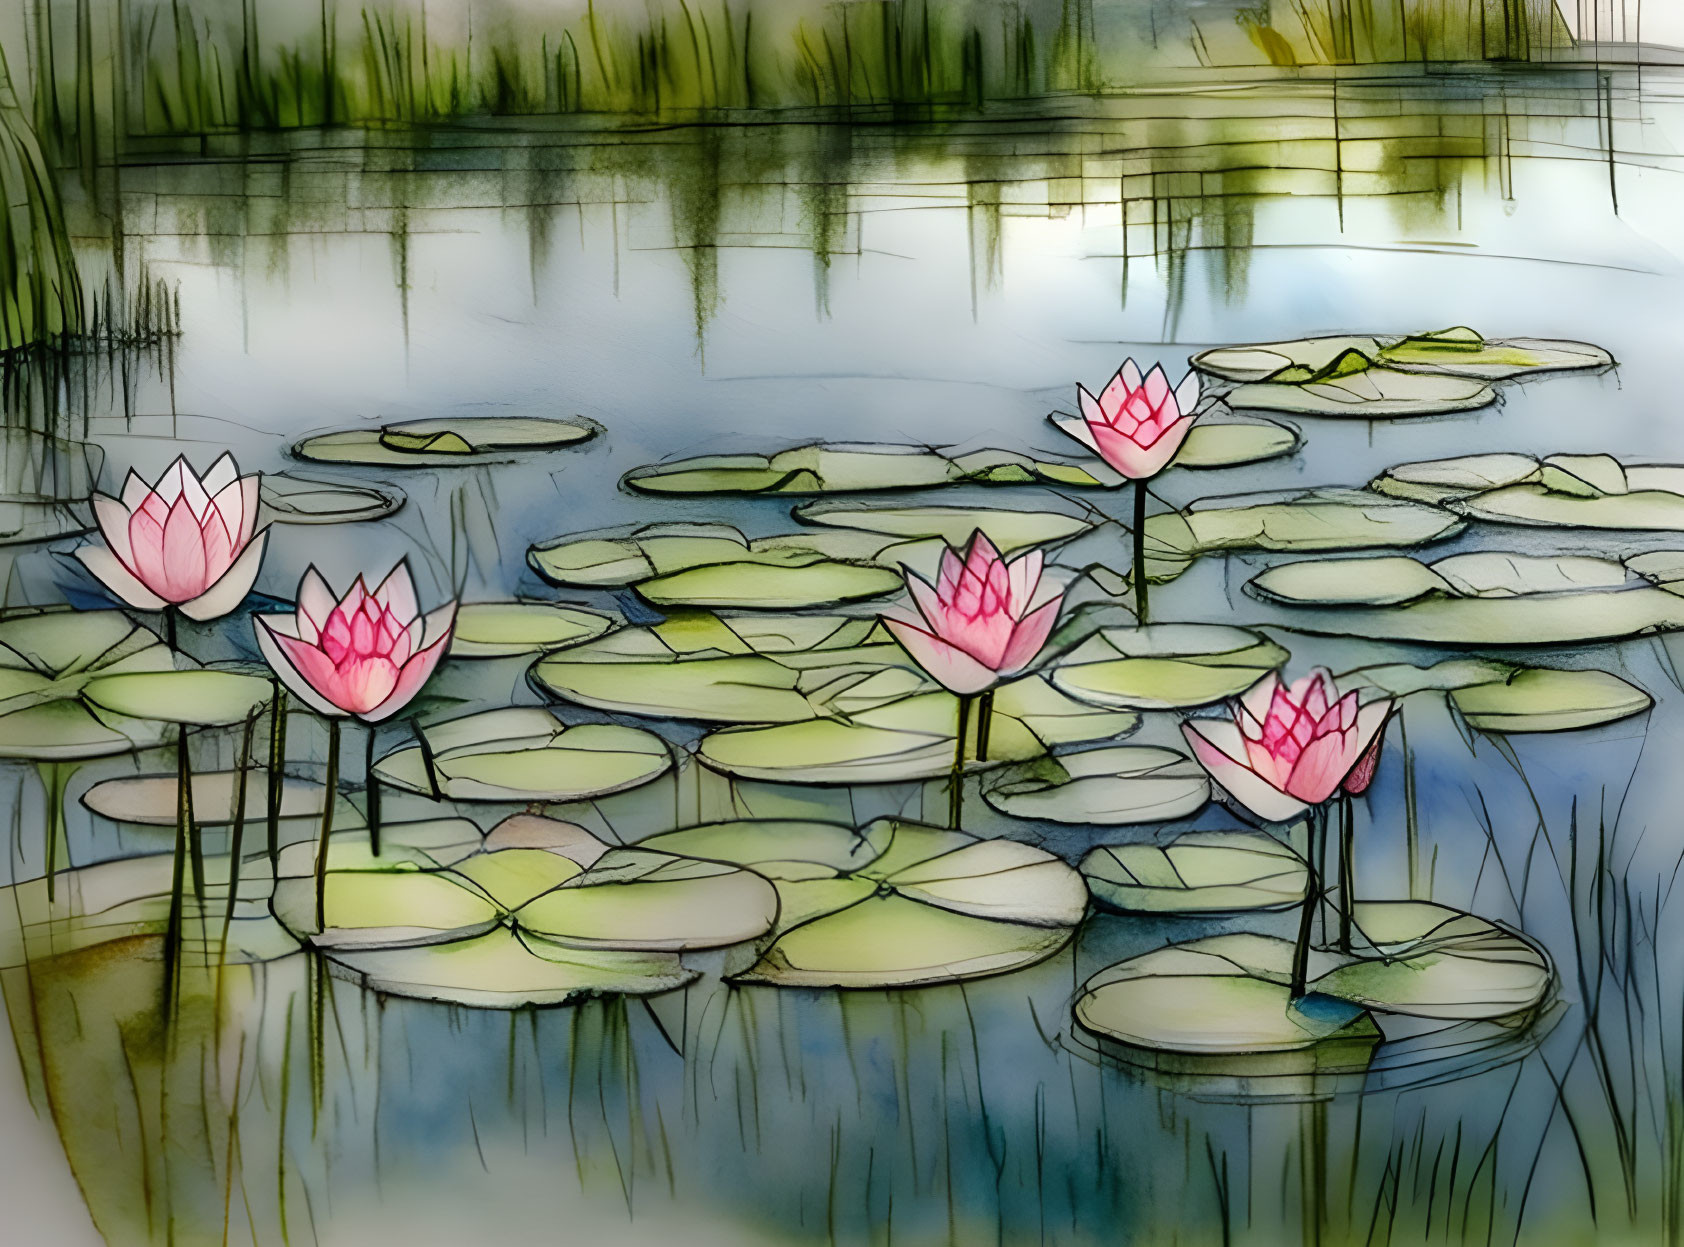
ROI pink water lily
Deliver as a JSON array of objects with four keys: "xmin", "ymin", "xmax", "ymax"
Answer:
[
  {"xmin": 1053, "ymin": 359, "xmax": 1201, "ymax": 480},
  {"xmin": 1182, "ymin": 669, "xmax": 1393, "ymax": 823},
  {"xmin": 254, "ymin": 563, "xmax": 455, "ymax": 721},
  {"xmin": 75, "ymin": 454, "xmax": 267, "ymax": 620},
  {"xmin": 882, "ymin": 531, "xmax": 1063, "ymax": 695}
]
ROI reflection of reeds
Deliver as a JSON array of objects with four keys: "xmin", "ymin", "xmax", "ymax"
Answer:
[{"xmin": 0, "ymin": 45, "xmax": 81, "ymax": 352}]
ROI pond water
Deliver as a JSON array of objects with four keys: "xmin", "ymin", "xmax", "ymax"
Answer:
[{"xmin": 5, "ymin": 62, "xmax": 1684, "ymax": 1246}]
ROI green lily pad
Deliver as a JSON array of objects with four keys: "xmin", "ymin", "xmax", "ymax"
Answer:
[
  {"xmin": 791, "ymin": 500, "xmax": 1094, "ymax": 549},
  {"xmin": 275, "ymin": 814, "xmax": 775, "ymax": 1005},
  {"xmin": 1368, "ymin": 453, "xmax": 1542, "ymax": 505},
  {"xmin": 697, "ymin": 677, "xmax": 1138, "ymax": 785},
  {"xmin": 1194, "ymin": 330, "xmax": 1609, "ymax": 383},
  {"xmin": 1074, "ymin": 902, "xmax": 1549, "ymax": 1062},
  {"xmin": 636, "ymin": 560, "xmax": 905, "ymax": 610},
  {"xmin": 1049, "ymin": 624, "xmax": 1287, "ymax": 710},
  {"xmin": 294, "ymin": 416, "xmax": 596, "ymax": 467},
  {"xmin": 644, "ymin": 817, "xmax": 1086, "ymax": 989},
  {"xmin": 1250, "ymin": 552, "xmax": 1684, "ymax": 645},
  {"xmin": 1141, "ymin": 489, "xmax": 1463, "ymax": 583},
  {"xmin": 622, "ymin": 425, "xmax": 1298, "ymax": 498},
  {"xmin": 531, "ymin": 612, "xmax": 922, "ymax": 723},
  {"xmin": 373, "ymin": 707, "xmax": 671, "ymax": 801},
  {"xmin": 1456, "ymin": 473, "xmax": 1684, "ymax": 531},
  {"xmin": 449, "ymin": 601, "xmax": 617, "ymax": 659},
  {"xmin": 80, "ymin": 669, "xmax": 273, "ymax": 727},
  {"xmin": 527, "ymin": 522, "xmax": 916, "ymax": 592},
  {"xmin": 0, "ymin": 610, "xmax": 175, "ymax": 760},
  {"xmin": 1073, "ymin": 932, "xmax": 1381, "ymax": 1067},
  {"xmin": 258, "ymin": 472, "xmax": 403, "ymax": 524},
  {"xmin": 325, "ymin": 930, "xmax": 695, "ymax": 1008},
  {"xmin": 81, "ymin": 770, "xmax": 327, "ymax": 825},
  {"xmin": 1080, "ymin": 831, "xmax": 1309, "ymax": 913},
  {"xmin": 1445, "ymin": 668, "xmax": 1652, "ymax": 733},
  {"xmin": 1227, "ymin": 367, "xmax": 1495, "ymax": 418},
  {"xmin": 981, "ymin": 746, "xmax": 1210, "ymax": 824}
]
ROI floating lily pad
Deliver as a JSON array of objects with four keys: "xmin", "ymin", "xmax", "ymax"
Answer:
[
  {"xmin": 294, "ymin": 416, "xmax": 596, "ymax": 467},
  {"xmin": 697, "ymin": 677, "xmax": 1137, "ymax": 784},
  {"xmin": 1074, "ymin": 902, "xmax": 1549, "ymax": 1061},
  {"xmin": 80, "ymin": 669, "xmax": 273, "ymax": 727},
  {"xmin": 325, "ymin": 930, "xmax": 695, "ymax": 1008},
  {"xmin": 643, "ymin": 818, "xmax": 1086, "ymax": 989},
  {"xmin": 1249, "ymin": 552, "xmax": 1684, "ymax": 646},
  {"xmin": 258, "ymin": 472, "xmax": 403, "ymax": 524},
  {"xmin": 1227, "ymin": 367, "xmax": 1494, "ymax": 418},
  {"xmin": 981, "ymin": 746, "xmax": 1209, "ymax": 824},
  {"xmin": 1446, "ymin": 668, "xmax": 1651, "ymax": 733},
  {"xmin": 1193, "ymin": 329, "xmax": 1609, "ymax": 384},
  {"xmin": 791, "ymin": 500, "xmax": 1094, "ymax": 549},
  {"xmin": 637, "ymin": 561, "xmax": 904, "ymax": 610},
  {"xmin": 1368, "ymin": 454, "xmax": 1541, "ymax": 505},
  {"xmin": 82, "ymin": 770, "xmax": 327, "ymax": 825},
  {"xmin": 373, "ymin": 707, "xmax": 671, "ymax": 801},
  {"xmin": 1458, "ymin": 471, "xmax": 1684, "ymax": 531},
  {"xmin": 449, "ymin": 601, "xmax": 617, "ymax": 659},
  {"xmin": 276, "ymin": 814, "xmax": 775, "ymax": 1006},
  {"xmin": 1049, "ymin": 624, "xmax": 1287, "ymax": 710},
  {"xmin": 1143, "ymin": 489, "xmax": 1463, "ymax": 582},
  {"xmin": 0, "ymin": 611, "xmax": 176, "ymax": 760},
  {"xmin": 527, "ymin": 521, "xmax": 917, "ymax": 594},
  {"xmin": 1074, "ymin": 933, "xmax": 1381, "ymax": 1066},
  {"xmin": 622, "ymin": 425, "xmax": 1298, "ymax": 498},
  {"xmin": 1080, "ymin": 831, "xmax": 1309, "ymax": 913},
  {"xmin": 532, "ymin": 612, "xmax": 921, "ymax": 723}
]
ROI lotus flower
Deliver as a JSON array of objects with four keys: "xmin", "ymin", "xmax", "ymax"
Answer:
[
  {"xmin": 882, "ymin": 531, "xmax": 1063, "ymax": 695},
  {"xmin": 254, "ymin": 563, "xmax": 455, "ymax": 721},
  {"xmin": 1053, "ymin": 359, "xmax": 1201, "ymax": 480},
  {"xmin": 75, "ymin": 454, "xmax": 267, "ymax": 620},
  {"xmin": 1181, "ymin": 670, "xmax": 1392, "ymax": 823}
]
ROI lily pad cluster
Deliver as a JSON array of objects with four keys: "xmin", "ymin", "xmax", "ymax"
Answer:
[
  {"xmin": 1193, "ymin": 328, "xmax": 1609, "ymax": 418},
  {"xmin": 1074, "ymin": 902, "xmax": 1551, "ymax": 1071},
  {"xmin": 620, "ymin": 423, "xmax": 1298, "ymax": 496},
  {"xmin": 643, "ymin": 818, "xmax": 1087, "ymax": 988},
  {"xmin": 1372, "ymin": 452, "xmax": 1684, "ymax": 530},
  {"xmin": 271, "ymin": 814, "xmax": 779, "ymax": 1007},
  {"xmin": 1249, "ymin": 550, "xmax": 1684, "ymax": 645}
]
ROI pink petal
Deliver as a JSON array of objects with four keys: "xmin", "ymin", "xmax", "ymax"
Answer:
[
  {"xmin": 1182, "ymin": 719, "xmax": 1309, "ymax": 824},
  {"xmin": 253, "ymin": 617, "xmax": 347, "ymax": 718},
  {"xmin": 74, "ymin": 545, "xmax": 168, "ymax": 610},
  {"xmin": 91, "ymin": 493, "xmax": 136, "ymax": 570},
  {"xmin": 883, "ymin": 618, "xmax": 999, "ymax": 695},
  {"xmin": 160, "ymin": 496, "xmax": 211, "ymax": 601},
  {"xmin": 1284, "ymin": 727, "xmax": 1356, "ymax": 805},
  {"xmin": 1143, "ymin": 365, "xmax": 1170, "ymax": 410},
  {"xmin": 371, "ymin": 560, "xmax": 420, "ymax": 624},
  {"xmin": 363, "ymin": 631, "xmax": 452, "ymax": 722},
  {"xmin": 998, "ymin": 594, "xmax": 1061, "ymax": 675},
  {"xmin": 1052, "ymin": 409, "xmax": 1104, "ymax": 457},
  {"xmin": 179, "ymin": 530, "xmax": 267, "ymax": 622},
  {"xmin": 1005, "ymin": 549, "xmax": 1043, "ymax": 617},
  {"xmin": 1089, "ymin": 422, "xmax": 1182, "ymax": 479}
]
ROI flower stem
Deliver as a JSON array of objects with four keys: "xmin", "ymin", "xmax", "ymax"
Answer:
[
  {"xmin": 314, "ymin": 717, "xmax": 341, "ymax": 934},
  {"xmin": 164, "ymin": 604, "xmax": 178, "ymax": 651},
  {"xmin": 1132, "ymin": 478, "xmax": 1149, "ymax": 625},
  {"xmin": 267, "ymin": 681, "xmax": 287, "ymax": 869},
  {"xmin": 365, "ymin": 722, "xmax": 381, "ymax": 857},
  {"xmin": 1289, "ymin": 805, "xmax": 1326, "ymax": 999},
  {"xmin": 976, "ymin": 689, "xmax": 994, "ymax": 761},
  {"xmin": 1337, "ymin": 791, "xmax": 1355, "ymax": 953},
  {"xmin": 220, "ymin": 706, "xmax": 259, "ymax": 964},
  {"xmin": 949, "ymin": 693, "xmax": 972, "ymax": 829},
  {"xmin": 163, "ymin": 725, "xmax": 192, "ymax": 1012},
  {"xmin": 39, "ymin": 762, "xmax": 66, "ymax": 904},
  {"xmin": 184, "ymin": 727, "xmax": 205, "ymax": 909}
]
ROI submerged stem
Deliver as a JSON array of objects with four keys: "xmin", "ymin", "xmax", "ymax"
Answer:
[
  {"xmin": 949, "ymin": 693, "xmax": 972, "ymax": 829},
  {"xmin": 365, "ymin": 721, "xmax": 381, "ymax": 857},
  {"xmin": 314, "ymin": 717, "xmax": 341, "ymax": 933},
  {"xmin": 976, "ymin": 688, "xmax": 994, "ymax": 761},
  {"xmin": 1289, "ymin": 805, "xmax": 1326, "ymax": 998},
  {"xmin": 40, "ymin": 762, "xmax": 67, "ymax": 904},
  {"xmin": 1132, "ymin": 477, "xmax": 1149, "ymax": 625},
  {"xmin": 184, "ymin": 725, "xmax": 205, "ymax": 909},
  {"xmin": 267, "ymin": 680, "xmax": 287, "ymax": 869},
  {"xmin": 163, "ymin": 726, "xmax": 192, "ymax": 1011},
  {"xmin": 1338, "ymin": 792, "xmax": 1355, "ymax": 953},
  {"xmin": 220, "ymin": 707, "xmax": 259, "ymax": 963}
]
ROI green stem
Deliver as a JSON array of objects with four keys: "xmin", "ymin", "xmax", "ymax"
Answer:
[
  {"xmin": 1132, "ymin": 477, "xmax": 1149, "ymax": 625},
  {"xmin": 413, "ymin": 718, "xmax": 443, "ymax": 801},
  {"xmin": 267, "ymin": 680, "xmax": 287, "ymax": 869},
  {"xmin": 184, "ymin": 725, "xmax": 205, "ymax": 909},
  {"xmin": 1400, "ymin": 708, "xmax": 1418, "ymax": 899},
  {"xmin": 40, "ymin": 762, "xmax": 67, "ymax": 903},
  {"xmin": 975, "ymin": 689, "xmax": 994, "ymax": 762},
  {"xmin": 1337, "ymin": 792, "xmax": 1355, "ymax": 953},
  {"xmin": 1289, "ymin": 805, "xmax": 1325, "ymax": 999},
  {"xmin": 164, "ymin": 604, "xmax": 178, "ymax": 650},
  {"xmin": 314, "ymin": 717, "xmax": 341, "ymax": 934},
  {"xmin": 220, "ymin": 707, "xmax": 258, "ymax": 963},
  {"xmin": 948, "ymin": 693, "xmax": 972, "ymax": 829},
  {"xmin": 163, "ymin": 726, "xmax": 191, "ymax": 1012},
  {"xmin": 365, "ymin": 722, "xmax": 381, "ymax": 856}
]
